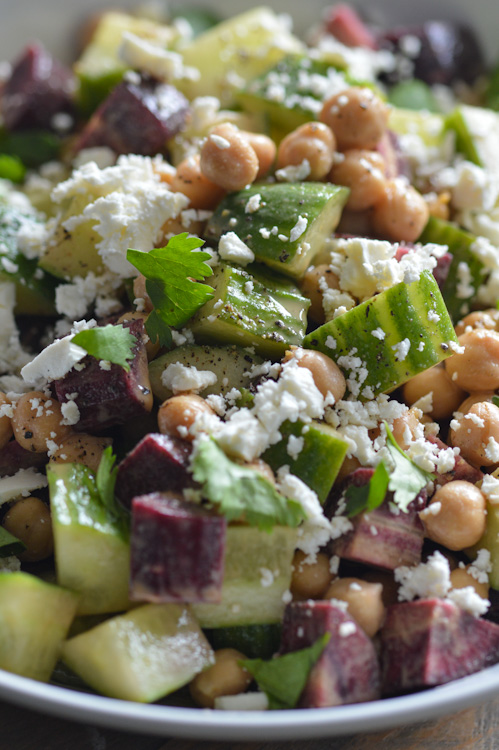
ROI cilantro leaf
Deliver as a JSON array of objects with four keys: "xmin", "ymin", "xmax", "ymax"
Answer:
[
  {"xmin": 345, "ymin": 461, "xmax": 390, "ymax": 518},
  {"xmin": 127, "ymin": 233, "xmax": 214, "ymax": 346},
  {"xmin": 241, "ymin": 634, "xmax": 330, "ymax": 710},
  {"xmin": 0, "ymin": 525, "xmax": 25, "ymax": 558},
  {"xmin": 72, "ymin": 325, "xmax": 137, "ymax": 372},
  {"xmin": 384, "ymin": 423, "xmax": 434, "ymax": 512},
  {"xmin": 493, "ymin": 396, "xmax": 499, "ymax": 408},
  {"xmin": 96, "ymin": 446, "xmax": 119, "ymax": 513},
  {"xmin": 191, "ymin": 438, "xmax": 307, "ymax": 532}
]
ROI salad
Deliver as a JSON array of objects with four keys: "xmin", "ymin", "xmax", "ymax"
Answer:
[{"xmin": 1, "ymin": 0, "xmax": 499, "ymax": 713}]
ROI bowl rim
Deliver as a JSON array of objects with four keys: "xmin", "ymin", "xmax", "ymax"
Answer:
[{"xmin": 1, "ymin": 663, "xmax": 498, "ymax": 740}]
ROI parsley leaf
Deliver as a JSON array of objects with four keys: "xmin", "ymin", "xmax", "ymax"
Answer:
[
  {"xmin": 191, "ymin": 438, "xmax": 307, "ymax": 532},
  {"xmin": 72, "ymin": 325, "xmax": 137, "ymax": 372},
  {"xmin": 344, "ymin": 461, "xmax": 390, "ymax": 518},
  {"xmin": 240, "ymin": 634, "xmax": 330, "ymax": 710},
  {"xmin": 493, "ymin": 396, "xmax": 499, "ymax": 408},
  {"xmin": 0, "ymin": 526, "xmax": 25, "ymax": 558},
  {"xmin": 127, "ymin": 233, "xmax": 214, "ymax": 347},
  {"xmin": 384, "ymin": 423, "xmax": 434, "ymax": 512}
]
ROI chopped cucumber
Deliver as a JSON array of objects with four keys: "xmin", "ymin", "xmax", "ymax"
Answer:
[
  {"xmin": 304, "ymin": 270, "xmax": 458, "ymax": 397},
  {"xmin": 178, "ymin": 7, "xmax": 303, "ymax": 105},
  {"xmin": 188, "ymin": 262, "xmax": 309, "ymax": 357},
  {"xmin": 48, "ymin": 462, "xmax": 131, "ymax": 615},
  {"xmin": 206, "ymin": 183, "xmax": 349, "ymax": 280},
  {"xmin": 445, "ymin": 104, "xmax": 499, "ymax": 175},
  {"xmin": 0, "ymin": 572, "xmax": 78, "ymax": 681},
  {"xmin": 192, "ymin": 525, "xmax": 296, "ymax": 628},
  {"xmin": 263, "ymin": 420, "xmax": 348, "ymax": 504},
  {"xmin": 388, "ymin": 80, "xmax": 439, "ymax": 112},
  {"xmin": 62, "ymin": 603, "xmax": 213, "ymax": 701},
  {"xmin": 204, "ymin": 623, "xmax": 281, "ymax": 659},
  {"xmin": 388, "ymin": 107, "xmax": 444, "ymax": 148},
  {"xmin": 149, "ymin": 344, "xmax": 263, "ymax": 402},
  {"xmin": 468, "ymin": 501, "xmax": 499, "ymax": 590},
  {"xmin": 419, "ymin": 216, "xmax": 485, "ymax": 323}
]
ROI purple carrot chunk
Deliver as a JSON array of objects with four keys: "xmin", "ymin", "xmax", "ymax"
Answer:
[
  {"xmin": 380, "ymin": 598, "xmax": 499, "ymax": 695},
  {"xmin": 280, "ymin": 600, "xmax": 380, "ymax": 707},
  {"xmin": 130, "ymin": 491, "xmax": 226, "ymax": 603},
  {"xmin": 115, "ymin": 433, "xmax": 193, "ymax": 509},
  {"xmin": 73, "ymin": 77, "xmax": 189, "ymax": 156},
  {"xmin": 0, "ymin": 439, "xmax": 48, "ymax": 476},
  {"xmin": 2, "ymin": 43, "xmax": 75, "ymax": 131},
  {"xmin": 327, "ymin": 468, "xmax": 425, "ymax": 571},
  {"xmin": 54, "ymin": 319, "xmax": 152, "ymax": 433}
]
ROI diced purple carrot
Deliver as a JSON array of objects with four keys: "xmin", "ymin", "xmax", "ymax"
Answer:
[
  {"xmin": 380, "ymin": 598, "xmax": 499, "ymax": 695},
  {"xmin": 280, "ymin": 600, "xmax": 381, "ymax": 707},
  {"xmin": 0, "ymin": 439, "xmax": 47, "ymax": 476},
  {"xmin": 130, "ymin": 491, "xmax": 226, "ymax": 603},
  {"xmin": 115, "ymin": 433, "xmax": 193, "ymax": 509}
]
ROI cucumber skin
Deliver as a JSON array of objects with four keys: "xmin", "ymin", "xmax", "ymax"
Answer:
[
  {"xmin": 420, "ymin": 216, "xmax": 483, "ymax": 323},
  {"xmin": 206, "ymin": 182, "xmax": 349, "ymax": 279},
  {"xmin": 48, "ymin": 463, "xmax": 131, "ymax": 615},
  {"xmin": 204, "ymin": 623, "xmax": 281, "ymax": 659},
  {"xmin": 263, "ymin": 420, "xmax": 348, "ymax": 504},
  {"xmin": 189, "ymin": 261, "xmax": 310, "ymax": 357},
  {"xmin": 304, "ymin": 271, "xmax": 458, "ymax": 397}
]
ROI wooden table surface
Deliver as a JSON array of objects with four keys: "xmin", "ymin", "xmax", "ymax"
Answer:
[{"xmin": 0, "ymin": 696, "xmax": 498, "ymax": 750}]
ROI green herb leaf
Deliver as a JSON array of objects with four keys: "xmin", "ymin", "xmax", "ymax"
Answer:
[
  {"xmin": 191, "ymin": 438, "xmax": 307, "ymax": 532},
  {"xmin": 0, "ymin": 154, "xmax": 26, "ymax": 183},
  {"xmin": 344, "ymin": 461, "xmax": 390, "ymax": 517},
  {"xmin": 127, "ymin": 233, "xmax": 214, "ymax": 345},
  {"xmin": 384, "ymin": 423, "xmax": 434, "ymax": 512},
  {"xmin": 241, "ymin": 634, "xmax": 330, "ymax": 710},
  {"xmin": 72, "ymin": 324, "xmax": 137, "ymax": 372},
  {"xmin": 96, "ymin": 446, "xmax": 119, "ymax": 514},
  {"xmin": 493, "ymin": 396, "xmax": 499, "ymax": 408},
  {"xmin": 0, "ymin": 526, "xmax": 26, "ymax": 558}
]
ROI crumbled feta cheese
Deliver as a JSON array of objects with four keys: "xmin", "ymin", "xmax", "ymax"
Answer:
[
  {"xmin": 287, "ymin": 434, "xmax": 304, "ymax": 460},
  {"xmin": 0, "ymin": 468, "xmax": 48, "ymax": 506},
  {"xmin": 21, "ymin": 336, "xmax": 87, "ymax": 386},
  {"xmin": 480, "ymin": 474, "xmax": 499, "ymax": 505},
  {"xmin": 275, "ymin": 160, "xmax": 311, "ymax": 182},
  {"xmin": 289, "ymin": 215, "xmax": 308, "ymax": 242},
  {"xmin": 245, "ymin": 193, "xmax": 262, "ymax": 213},
  {"xmin": 395, "ymin": 550, "xmax": 451, "ymax": 601},
  {"xmin": 447, "ymin": 586, "xmax": 490, "ymax": 617},
  {"xmin": 161, "ymin": 363, "xmax": 218, "ymax": 394},
  {"xmin": 339, "ymin": 621, "xmax": 357, "ymax": 637},
  {"xmin": 391, "ymin": 338, "xmax": 411, "ymax": 361},
  {"xmin": 218, "ymin": 232, "xmax": 255, "ymax": 265},
  {"xmin": 60, "ymin": 400, "xmax": 80, "ymax": 426},
  {"xmin": 214, "ymin": 693, "xmax": 269, "ymax": 711},
  {"xmin": 119, "ymin": 31, "xmax": 199, "ymax": 82}
]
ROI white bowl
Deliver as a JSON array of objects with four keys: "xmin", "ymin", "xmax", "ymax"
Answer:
[{"xmin": 0, "ymin": 0, "xmax": 498, "ymax": 740}]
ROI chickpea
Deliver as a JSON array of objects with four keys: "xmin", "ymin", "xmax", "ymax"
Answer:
[
  {"xmin": 325, "ymin": 577, "xmax": 385, "ymax": 637},
  {"xmin": 419, "ymin": 480, "xmax": 487, "ymax": 550},
  {"xmin": 330, "ymin": 149, "xmax": 386, "ymax": 211},
  {"xmin": 299, "ymin": 264, "xmax": 340, "ymax": 324},
  {"xmin": 3, "ymin": 496, "xmax": 53, "ymax": 562},
  {"xmin": 362, "ymin": 570, "xmax": 399, "ymax": 607},
  {"xmin": 245, "ymin": 458, "xmax": 276, "ymax": 485},
  {"xmin": 445, "ymin": 329, "xmax": 499, "ymax": 392},
  {"xmin": 284, "ymin": 347, "xmax": 346, "ymax": 403},
  {"xmin": 290, "ymin": 549, "xmax": 333, "ymax": 600},
  {"xmin": 455, "ymin": 309, "xmax": 499, "ymax": 337},
  {"xmin": 200, "ymin": 123, "xmax": 259, "ymax": 192},
  {"xmin": 49, "ymin": 433, "xmax": 112, "ymax": 474},
  {"xmin": 458, "ymin": 392, "xmax": 495, "ymax": 415},
  {"xmin": 160, "ymin": 215, "xmax": 205, "ymax": 243},
  {"xmin": 12, "ymin": 391, "xmax": 72, "ymax": 453},
  {"xmin": 171, "ymin": 154, "xmax": 225, "ymax": 210},
  {"xmin": 371, "ymin": 179, "xmax": 430, "ymax": 243},
  {"xmin": 335, "ymin": 454, "xmax": 361, "ymax": 485},
  {"xmin": 240, "ymin": 131, "xmax": 276, "ymax": 178},
  {"xmin": 158, "ymin": 394, "xmax": 216, "ymax": 441},
  {"xmin": 390, "ymin": 408, "xmax": 422, "ymax": 451},
  {"xmin": 402, "ymin": 365, "xmax": 466, "ymax": 421},
  {"xmin": 117, "ymin": 311, "xmax": 160, "ymax": 360},
  {"xmin": 450, "ymin": 401, "xmax": 499, "ymax": 467},
  {"xmin": 277, "ymin": 122, "xmax": 336, "ymax": 181},
  {"xmin": 320, "ymin": 87, "xmax": 389, "ymax": 151},
  {"xmin": 189, "ymin": 649, "xmax": 252, "ymax": 708},
  {"xmin": 450, "ymin": 566, "xmax": 489, "ymax": 600},
  {"xmin": 0, "ymin": 392, "xmax": 13, "ymax": 450},
  {"xmin": 132, "ymin": 275, "xmax": 153, "ymax": 313}
]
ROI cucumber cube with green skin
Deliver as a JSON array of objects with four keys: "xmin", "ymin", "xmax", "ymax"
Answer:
[
  {"xmin": 62, "ymin": 603, "xmax": 214, "ymax": 702},
  {"xmin": 188, "ymin": 262, "xmax": 310, "ymax": 358},
  {"xmin": 206, "ymin": 183, "xmax": 349, "ymax": 280},
  {"xmin": 148, "ymin": 344, "xmax": 263, "ymax": 402},
  {"xmin": 263, "ymin": 421, "xmax": 348, "ymax": 504},
  {"xmin": 75, "ymin": 12, "xmax": 179, "ymax": 115},
  {"xmin": 0, "ymin": 572, "xmax": 78, "ymax": 682},
  {"xmin": 48, "ymin": 462, "xmax": 131, "ymax": 615},
  {"xmin": 204, "ymin": 623, "xmax": 281, "ymax": 659},
  {"xmin": 192, "ymin": 525, "xmax": 297, "ymax": 628},
  {"xmin": 419, "ymin": 216, "xmax": 485, "ymax": 323},
  {"xmin": 388, "ymin": 107, "xmax": 444, "ymax": 148},
  {"xmin": 445, "ymin": 104, "xmax": 499, "ymax": 175},
  {"xmin": 468, "ymin": 503, "xmax": 499, "ymax": 590},
  {"xmin": 304, "ymin": 270, "xmax": 458, "ymax": 398},
  {"xmin": 178, "ymin": 7, "xmax": 303, "ymax": 106}
]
